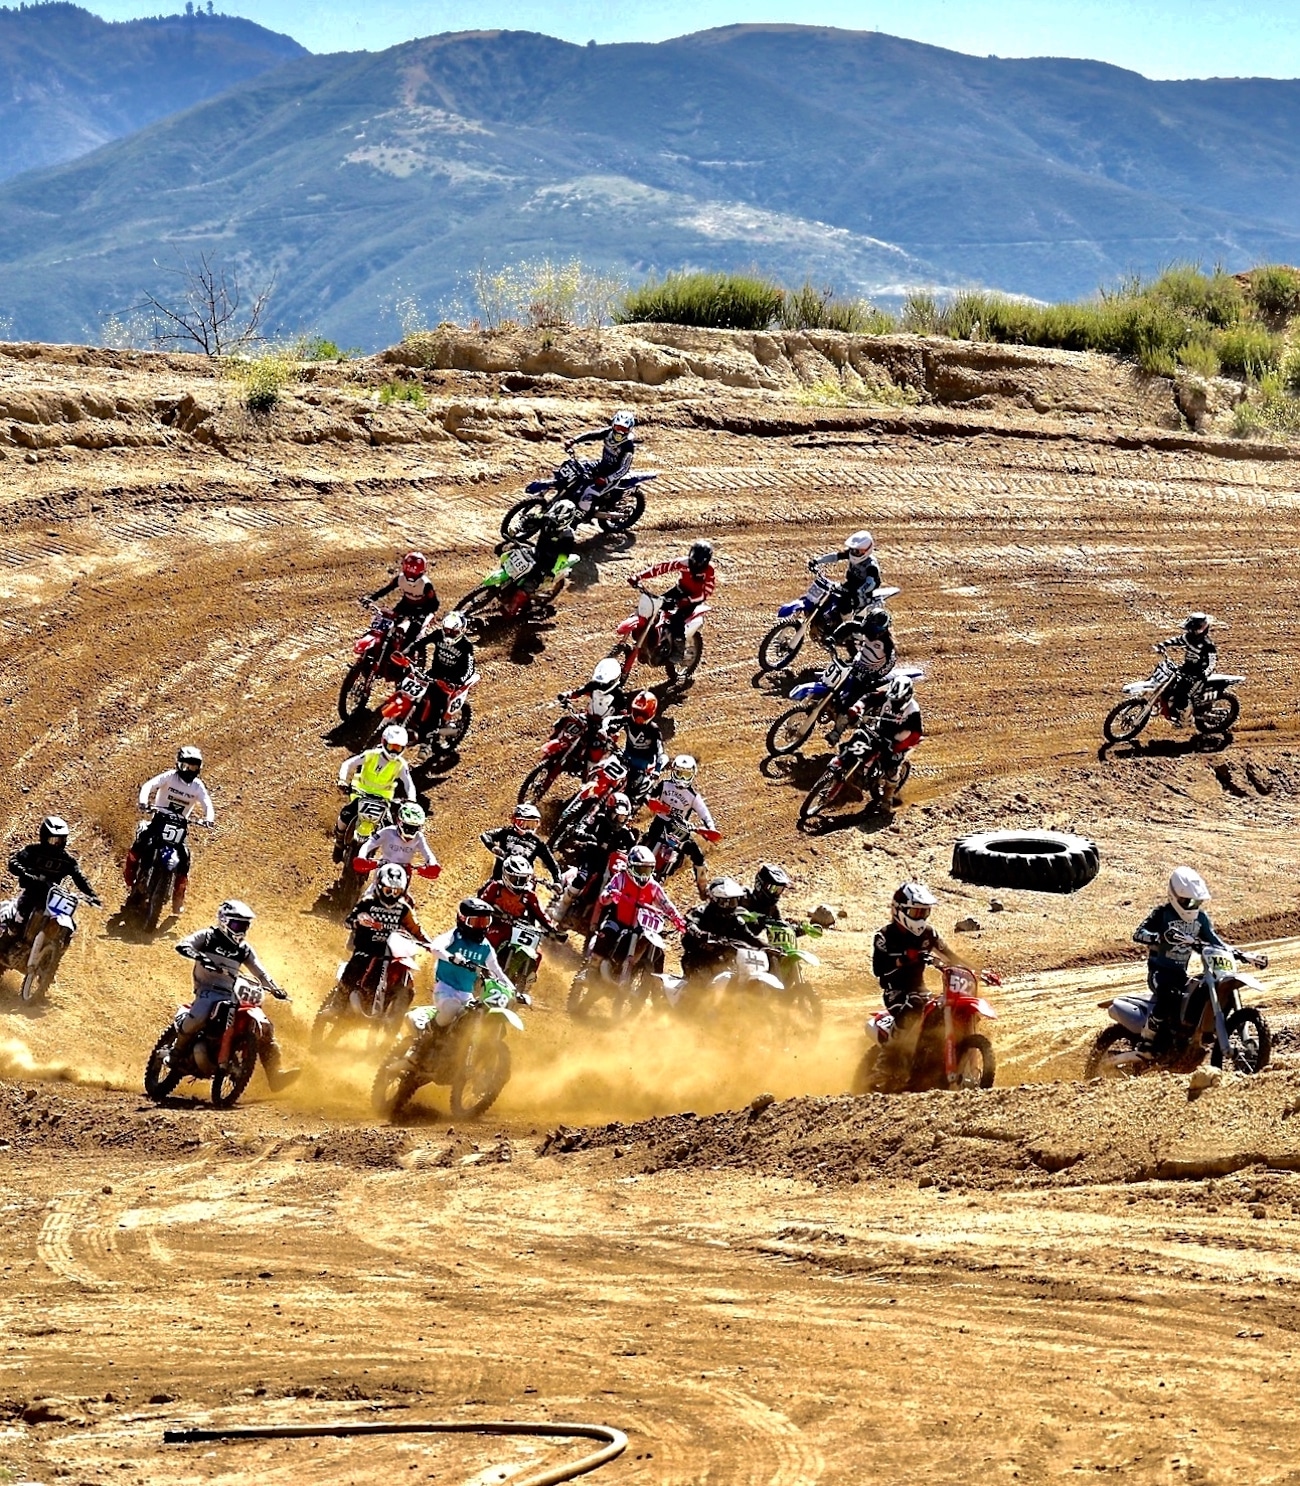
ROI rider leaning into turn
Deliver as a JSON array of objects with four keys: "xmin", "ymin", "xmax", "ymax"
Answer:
[
  {"xmin": 426, "ymin": 896, "xmax": 521, "ymax": 1030},
  {"xmin": 341, "ymin": 864, "xmax": 435, "ymax": 998},
  {"xmin": 2, "ymin": 817, "xmax": 100, "ymax": 938},
  {"xmin": 354, "ymin": 802, "xmax": 440, "ymax": 882},
  {"xmin": 681, "ymin": 876, "xmax": 768, "ymax": 979},
  {"xmin": 560, "ymin": 657, "xmax": 628, "ymax": 757},
  {"xmin": 826, "ymin": 609, "xmax": 898, "ymax": 742},
  {"xmin": 171, "ymin": 900, "xmax": 299, "ymax": 1090},
  {"xmin": 1160, "ymin": 613, "xmax": 1218, "ymax": 723},
  {"xmin": 335, "ymin": 726, "xmax": 417, "ymax": 858},
  {"xmin": 1132, "ymin": 866, "xmax": 1229, "ymax": 1049},
  {"xmin": 410, "ymin": 610, "xmax": 474, "ymax": 685},
  {"xmin": 644, "ymin": 755, "xmax": 716, "ymax": 899},
  {"xmin": 811, "ymin": 530, "xmax": 883, "ymax": 624},
  {"xmin": 362, "ymin": 551, "xmax": 440, "ymax": 650},
  {"xmin": 567, "ymin": 408, "xmax": 638, "ymax": 515},
  {"xmin": 631, "ymin": 540, "xmax": 716, "ymax": 665},
  {"xmin": 872, "ymin": 883, "xmax": 964, "ymax": 1059},
  {"xmin": 126, "ymin": 745, "xmax": 215, "ymax": 916},
  {"xmin": 859, "ymin": 674, "xmax": 923, "ymax": 813},
  {"xmin": 481, "ymin": 802, "xmax": 561, "ymax": 885},
  {"xmin": 506, "ymin": 500, "xmax": 580, "ymax": 613}
]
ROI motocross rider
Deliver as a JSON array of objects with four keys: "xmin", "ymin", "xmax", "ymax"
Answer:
[
  {"xmin": 826, "ymin": 609, "xmax": 898, "ymax": 744},
  {"xmin": 1132, "ymin": 866, "xmax": 1230, "ymax": 1048},
  {"xmin": 478, "ymin": 856, "xmax": 557, "ymax": 949},
  {"xmin": 341, "ymin": 864, "xmax": 435, "ymax": 999},
  {"xmin": 335, "ymin": 725, "xmax": 417, "ymax": 859},
  {"xmin": 855, "ymin": 674, "xmax": 923, "ymax": 813},
  {"xmin": 872, "ymin": 883, "xmax": 965, "ymax": 1072},
  {"xmin": 559, "ymin": 657, "xmax": 627, "ymax": 760},
  {"xmin": 170, "ymin": 900, "xmax": 299, "ymax": 1090},
  {"xmin": 481, "ymin": 802, "xmax": 561, "ymax": 884},
  {"xmin": 617, "ymin": 690, "xmax": 668, "ymax": 802},
  {"xmin": 644, "ymin": 755, "xmax": 716, "ymax": 898},
  {"xmin": 1, "ymin": 817, "xmax": 100, "ymax": 941},
  {"xmin": 741, "ymin": 863, "xmax": 803, "ymax": 935},
  {"xmin": 126, "ymin": 745, "xmax": 214, "ymax": 916},
  {"xmin": 354, "ymin": 802, "xmax": 441, "ymax": 884},
  {"xmin": 362, "ymin": 550, "xmax": 440, "ymax": 651},
  {"xmin": 586, "ymin": 845, "xmax": 686, "ymax": 969},
  {"xmin": 409, "ymin": 611, "xmax": 476, "ymax": 729},
  {"xmin": 631, "ymin": 540, "xmax": 716, "ymax": 666},
  {"xmin": 681, "ymin": 876, "xmax": 768, "ymax": 979},
  {"xmin": 567, "ymin": 408, "xmax": 637, "ymax": 515},
  {"xmin": 426, "ymin": 896, "xmax": 521, "ymax": 1029},
  {"xmin": 810, "ymin": 530, "xmax": 883, "ymax": 626},
  {"xmin": 504, "ymin": 500, "xmax": 579, "ymax": 615},
  {"xmin": 1160, "ymin": 613, "xmax": 1218, "ymax": 723},
  {"xmin": 552, "ymin": 793, "xmax": 639, "ymax": 930}
]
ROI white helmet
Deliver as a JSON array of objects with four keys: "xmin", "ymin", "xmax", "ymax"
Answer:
[
  {"xmin": 886, "ymin": 675, "xmax": 914, "ymax": 709},
  {"xmin": 441, "ymin": 611, "xmax": 467, "ymax": 638},
  {"xmin": 891, "ymin": 881, "xmax": 937, "ymax": 936},
  {"xmin": 375, "ymin": 863, "xmax": 409, "ymax": 900},
  {"xmin": 397, "ymin": 802, "xmax": 426, "ymax": 838},
  {"xmin": 547, "ymin": 499, "xmax": 578, "ymax": 528},
  {"xmin": 591, "ymin": 657, "xmax": 622, "ymax": 691},
  {"xmin": 706, "ymin": 876, "xmax": 746, "ymax": 903},
  {"xmin": 611, "ymin": 409, "xmax": 636, "ymax": 439},
  {"xmin": 380, "ymin": 725, "xmax": 408, "ymax": 758},
  {"xmin": 846, "ymin": 531, "xmax": 875, "ymax": 560},
  {"xmin": 1168, "ymin": 866, "xmax": 1210, "ymax": 923},
  {"xmin": 216, "ymin": 899, "xmax": 255, "ymax": 942},
  {"xmin": 671, "ymin": 754, "xmax": 697, "ymax": 784}
]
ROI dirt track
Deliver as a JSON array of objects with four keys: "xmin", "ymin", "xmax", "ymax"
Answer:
[{"xmin": 2, "ymin": 327, "xmax": 1300, "ymax": 1482}]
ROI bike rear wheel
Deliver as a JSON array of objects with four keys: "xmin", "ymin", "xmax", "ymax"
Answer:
[
  {"xmin": 501, "ymin": 496, "xmax": 547, "ymax": 541},
  {"xmin": 338, "ymin": 658, "xmax": 376, "ymax": 724},
  {"xmin": 211, "ymin": 1032, "xmax": 258, "ymax": 1108},
  {"xmin": 144, "ymin": 1026, "xmax": 183, "ymax": 1101},
  {"xmin": 596, "ymin": 485, "xmax": 646, "ymax": 534},
  {"xmin": 851, "ymin": 1046, "xmax": 880, "ymax": 1096},
  {"xmin": 767, "ymin": 705, "xmax": 821, "ymax": 757},
  {"xmin": 757, "ymin": 620, "xmax": 806, "ymax": 673},
  {"xmin": 1194, "ymin": 693, "xmax": 1240, "ymax": 734},
  {"xmin": 450, "ymin": 1020, "xmax": 512, "ymax": 1118},
  {"xmin": 1103, "ymin": 698, "xmax": 1151, "ymax": 743},
  {"xmin": 1083, "ymin": 1023, "xmax": 1143, "ymax": 1079}
]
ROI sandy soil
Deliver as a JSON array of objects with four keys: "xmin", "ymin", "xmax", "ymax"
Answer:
[{"xmin": 1, "ymin": 328, "xmax": 1299, "ymax": 1483}]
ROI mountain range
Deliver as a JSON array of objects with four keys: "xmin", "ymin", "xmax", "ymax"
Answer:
[{"xmin": 1, "ymin": 18, "xmax": 1299, "ymax": 348}]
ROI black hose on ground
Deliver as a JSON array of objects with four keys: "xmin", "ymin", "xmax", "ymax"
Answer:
[{"xmin": 163, "ymin": 1417, "xmax": 628, "ymax": 1486}]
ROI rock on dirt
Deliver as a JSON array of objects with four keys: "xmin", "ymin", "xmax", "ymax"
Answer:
[
  {"xmin": 809, "ymin": 904, "xmax": 839, "ymax": 928},
  {"xmin": 955, "ymin": 916, "xmax": 983, "ymax": 933}
]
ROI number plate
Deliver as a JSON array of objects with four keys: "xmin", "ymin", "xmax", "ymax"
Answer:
[
  {"xmin": 359, "ymin": 798, "xmax": 388, "ymax": 820},
  {"xmin": 370, "ymin": 615, "xmax": 394, "ymax": 635},
  {"xmin": 801, "ymin": 575, "xmax": 831, "ymax": 604},
  {"xmin": 1203, "ymin": 949, "xmax": 1234, "ymax": 975},
  {"xmin": 45, "ymin": 888, "xmax": 77, "ymax": 917},
  {"xmin": 504, "ymin": 547, "xmax": 535, "ymax": 580},
  {"xmin": 234, "ymin": 983, "xmax": 264, "ymax": 1007},
  {"xmin": 558, "ymin": 459, "xmax": 581, "ymax": 484},
  {"xmin": 160, "ymin": 821, "xmax": 186, "ymax": 844},
  {"xmin": 512, "ymin": 924, "xmax": 542, "ymax": 950},
  {"xmin": 636, "ymin": 908, "xmax": 663, "ymax": 933}
]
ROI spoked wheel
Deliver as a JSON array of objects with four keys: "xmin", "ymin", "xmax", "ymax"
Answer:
[
  {"xmin": 211, "ymin": 1033, "xmax": 259, "ymax": 1109},
  {"xmin": 1194, "ymin": 694, "xmax": 1240, "ymax": 734},
  {"xmin": 567, "ymin": 970, "xmax": 639, "ymax": 1026},
  {"xmin": 766, "ymin": 705, "xmax": 821, "ymax": 758},
  {"xmin": 596, "ymin": 485, "xmax": 646, "ymax": 534},
  {"xmin": 1221, "ymin": 1007, "xmax": 1271, "ymax": 1075},
  {"xmin": 455, "ymin": 587, "xmax": 497, "ymax": 620},
  {"xmin": 338, "ymin": 659, "xmax": 376, "ymax": 724},
  {"xmin": 371, "ymin": 1057, "xmax": 423, "ymax": 1120},
  {"xmin": 1083, "ymin": 1023, "xmax": 1144, "ymax": 1079},
  {"xmin": 450, "ymin": 1019, "xmax": 512, "ymax": 1119},
  {"xmin": 798, "ymin": 769, "xmax": 846, "ymax": 826},
  {"xmin": 19, "ymin": 936, "xmax": 59, "ymax": 1003},
  {"xmin": 144, "ymin": 1026, "xmax": 184, "ymax": 1101},
  {"xmin": 416, "ymin": 704, "xmax": 472, "ymax": 764},
  {"xmin": 954, "ymin": 1034, "xmax": 996, "ymax": 1090},
  {"xmin": 310, "ymin": 992, "xmax": 348, "ymax": 1052},
  {"xmin": 518, "ymin": 761, "xmax": 562, "ymax": 805},
  {"xmin": 1103, "ymin": 699, "xmax": 1151, "ymax": 743},
  {"xmin": 757, "ymin": 619, "xmax": 807, "ymax": 673},
  {"xmin": 143, "ymin": 872, "xmax": 170, "ymax": 933},
  {"xmin": 501, "ymin": 496, "xmax": 547, "ymax": 541},
  {"xmin": 666, "ymin": 632, "xmax": 703, "ymax": 686}
]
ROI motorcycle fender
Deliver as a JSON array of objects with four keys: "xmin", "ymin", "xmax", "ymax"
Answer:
[
  {"xmin": 794, "ymin": 948, "xmax": 821, "ymax": 966},
  {"xmin": 160, "ymin": 848, "xmax": 180, "ymax": 872},
  {"xmin": 1108, "ymin": 994, "xmax": 1152, "ymax": 1037},
  {"xmin": 336, "ymin": 962, "xmax": 349, "ymax": 980},
  {"xmin": 710, "ymin": 971, "xmax": 735, "ymax": 987},
  {"xmin": 685, "ymin": 613, "xmax": 708, "ymax": 637},
  {"xmin": 487, "ymin": 1005, "xmax": 525, "ymax": 1032},
  {"xmin": 753, "ymin": 971, "xmax": 787, "ymax": 991},
  {"xmin": 776, "ymin": 600, "xmax": 809, "ymax": 618},
  {"xmin": 524, "ymin": 481, "xmax": 551, "ymax": 494},
  {"xmin": 789, "ymin": 683, "xmax": 827, "ymax": 703},
  {"xmin": 353, "ymin": 637, "xmax": 377, "ymax": 656},
  {"xmin": 1122, "ymin": 681, "xmax": 1153, "ymax": 696},
  {"xmin": 616, "ymin": 616, "xmax": 640, "ymax": 636},
  {"xmin": 542, "ymin": 739, "xmax": 567, "ymax": 757},
  {"xmin": 1220, "ymin": 973, "xmax": 1265, "ymax": 995},
  {"xmin": 973, "ymin": 998, "xmax": 999, "ymax": 1019},
  {"xmin": 655, "ymin": 972, "xmax": 686, "ymax": 1005}
]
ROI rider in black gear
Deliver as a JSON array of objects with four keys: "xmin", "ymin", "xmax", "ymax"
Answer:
[
  {"xmin": 3, "ymin": 818, "xmax": 99, "ymax": 939},
  {"xmin": 509, "ymin": 501, "xmax": 579, "ymax": 609},
  {"xmin": 481, "ymin": 805, "xmax": 561, "ymax": 884},
  {"xmin": 681, "ymin": 878, "xmax": 768, "ymax": 979},
  {"xmin": 411, "ymin": 611, "xmax": 474, "ymax": 683},
  {"xmin": 741, "ymin": 863, "xmax": 801, "ymax": 932},
  {"xmin": 567, "ymin": 409, "xmax": 637, "ymax": 514},
  {"xmin": 826, "ymin": 609, "xmax": 897, "ymax": 742},
  {"xmin": 811, "ymin": 531, "xmax": 882, "ymax": 627},
  {"xmin": 1162, "ymin": 613, "xmax": 1217, "ymax": 721}
]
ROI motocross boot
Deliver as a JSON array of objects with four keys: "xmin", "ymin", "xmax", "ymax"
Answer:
[
  {"xmin": 261, "ymin": 1040, "xmax": 302, "ymax": 1093},
  {"xmin": 878, "ymin": 779, "xmax": 899, "ymax": 813},
  {"xmin": 171, "ymin": 876, "xmax": 188, "ymax": 916}
]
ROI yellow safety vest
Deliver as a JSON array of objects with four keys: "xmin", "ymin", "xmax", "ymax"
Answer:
[{"xmin": 355, "ymin": 751, "xmax": 405, "ymax": 799}]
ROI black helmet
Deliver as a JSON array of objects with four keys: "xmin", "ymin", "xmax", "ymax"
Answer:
[
  {"xmin": 861, "ymin": 609, "xmax": 892, "ymax": 639},
  {"xmin": 687, "ymin": 540, "xmax": 713, "ymax": 574},
  {"xmin": 456, "ymin": 895, "xmax": 493, "ymax": 942},
  {"xmin": 754, "ymin": 863, "xmax": 790, "ymax": 899},
  {"xmin": 39, "ymin": 816, "xmax": 70, "ymax": 848}
]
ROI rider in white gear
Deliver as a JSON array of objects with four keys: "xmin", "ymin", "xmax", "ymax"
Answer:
[
  {"xmin": 645, "ymin": 756, "xmax": 716, "ymax": 898},
  {"xmin": 126, "ymin": 746, "xmax": 214, "ymax": 916}
]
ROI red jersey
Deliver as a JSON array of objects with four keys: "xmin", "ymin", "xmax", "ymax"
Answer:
[
  {"xmin": 479, "ymin": 878, "xmax": 553, "ymax": 948},
  {"xmin": 633, "ymin": 558, "xmax": 716, "ymax": 604},
  {"xmin": 597, "ymin": 869, "xmax": 686, "ymax": 932}
]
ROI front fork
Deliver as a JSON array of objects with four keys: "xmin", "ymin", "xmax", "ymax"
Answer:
[{"xmin": 943, "ymin": 1001, "xmax": 957, "ymax": 1085}]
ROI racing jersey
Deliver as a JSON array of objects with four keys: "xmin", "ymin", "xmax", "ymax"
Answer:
[
  {"xmin": 598, "ymin": 869, "xmax": 686, "ymax": 932},
  {"xmin": 139, "ymin": 769, "xmax": 215, "ymax": 823},
  {"xmin": 652, "ymin": 778, "xmax": 715, "ymax": 832},
  {"xmin": 356, "ymin": 824, "xmax": 440, "ymax": 877},
  {"xmin": 338, "ymin": 749, "xmax": 416, "ymax": 801}
]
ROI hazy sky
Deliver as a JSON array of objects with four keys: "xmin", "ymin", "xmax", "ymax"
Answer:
[{"xmin": 87, "ymin": 0, "xmax": 1300, "ymax": 78}]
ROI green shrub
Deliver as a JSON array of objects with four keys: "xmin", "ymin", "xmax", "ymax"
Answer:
[
  {"xmin": 1233, "ymin": 377, "xmax": 1300, "ymax": 438},
  {"xmin": 900, "ymin": 292, "xmax": 941, "ymax": 335},
  {"xmin": 1283, "ymin": 348, "xmax": 1300, "ymax": 394},
  {"xmin": 293, "ymin": 335, "xmax": 348, "ymax": 362},
  {"xmin": 222, "ymin": 350, "xmax": 296, "ymax": 414},
  {"xmin": 473, "ymin": 258, "xmax": 626, "ymax": 330},
  {"xmin": 779, "ymin": 281, "xmax": 895, "ymax": 334},
  {"xmin": 1143, "ymin": 264, "xmax": 1242, "ymax": 327},
  {"xmin": 1213, "ymin": 324, "xmax": 1282, "ymax": 378},
  {"xmin": 1177, "ymin": 340, "xmax": 1221, "ymax": 378},
  {"xmin": 379, "ymin": 379, "xmax": 427, "ymax": 408},
  {"xmin": 1247, "ymin": 264, "xmax": 1300, "ymax": 320},
  {"xmin": 618, "ymin": 271, "xmax": 785, "ymax": 330}
]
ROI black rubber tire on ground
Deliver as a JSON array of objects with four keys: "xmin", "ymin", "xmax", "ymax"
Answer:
[
  {"xmin": 210, "ymin": 1032, "xmax": 259, "ymax": 1109},
  {"xmin": 371, "ymin": 1059, "xmax": 422, "ymax": 1120},
  {"xmin": 1083, "ymin": 1023, "xmax": 1142, "ymax": 1079},
  {"xmin": 434, "ymin": 701, "xmax": 472, "ymax": 753},
  {"xmin": 595, "ymin": 485, "xmax": 646, "ymax": 535},
  {"xmin": 310, "ymin": 993, "xmax": 346, "ymax": 1052},
  {"xmin": 518, "ymin": 761, "xmax": 562, "ymax": 805},
  {"xmin": 756, "ymin": 619, "xmax": 807, "ymax": 674},
  {"xmin": 144, "ymin": 871, "xmax": 170, "ymax": 933},
  {"xmin": 951, "ymin": 829, "xmax": 1100, "ymax": 894},
  {"xmin": 455, "ymin": 587, "xmax": 497, "ymax": 619},
  {"xmin": 144, "ymin": 1027, "xmax": 183, "ymax": 1101},
  {"xmin": 766, "ymin": 705, "xmax": 821, "ymax": 758},
  {"xmin": 450, "ymin": 1026, "xmax": 511, "ymax": 1119},
  {"xmin": 850, "ymin": 1046, "xmax": 880, "ymax": 1096},
  {"xmin": 1194, "ymin": 693, "xmax": 1240, "ymax": 735},
  {"xmin": 338, "ymin": 658, "xmax": 376, "ymax": 724},
  {"xmin": 500, "ymin": 496, "xmax": 547, "ymax": 541},
  {"xmin": 781, "ymin": 985, "xmax": 823, "ymax": 1041},
  {"xmin": 1103, "ymin": 698, "xmax": 1151, "ymax": 743},
  {"xmin": 1221, "ymin": 1006, "xmax": 1271, "ymax": 1075},
  {"xmin": 798, "ymin": 768, "xmax": 847, "ymax": 826},
  {"xmin": 20, "ymin": 938, "xmax": 59, "ymax": 1003},
  {"xmin": 954, "ymin": 1033, "xmax": 996, "ymax": 1089}
]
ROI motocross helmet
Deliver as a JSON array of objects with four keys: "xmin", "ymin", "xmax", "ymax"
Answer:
[
  {"xmin": 375, "ymin": 863, "xmax": 408, "ymax": 901},
  {"xmin": 627, "ymin": 845, "xmax": 656, "ymax": 886},
  {"xmin": 885, "ymin": 675, "xmax": 914, "ymax": 709},
  {"xmin": 397, "ymin": 802, "xmax": 426, "ymax": 838},
  {"xmin": 610, "ymin": 409, "xmax": 636, "ymax": 441},
  {"xmin": 503, "ymin": 855, "xmax": 535, "ymax": 893},
  {"xmin": 707, "ymin": 876, "xmax": 746, "ymax": 903},
  {"xmin": 861, "ymin": 609, "xmax": 892, "ymax": 640},
  {"xmin": 1184, "ymin": 612, "xmax": 1212, "ymax": 637},
  {"xmin": 1168, "ymin": 866, "xmax": 1211, "ymax": 923},
  {"xmin": 687, "ymin": 540, "xmax": 713, "ymax": 575},
  {"xmin": 441, "ymin": 611, "xmax": 467, "ymax": 639},
  {"xmin": 547, "ymin": 499, "xmax": 578, "ymax": 528},
  {"xmin": 216, "ymin": 898, "xmax": 255, "ymax": 942},
  {"xmin": 511, "ymin": 803, "xmax": 542, "ymax": 832},
  {"xmin": 401, "ymin": 551, "xmax": 428, "ymax": 581},
  {"xmin": 671, "ymin": 754, "xmax": 697, "ymax": 785},
  {"xmin": 891, "ymin": 881, "xmax": 937, "ymax": 936},
  {"xmin": 591, "ymin": 657, "xmax": 622, "ymax": 691},
  {"xmin": 39, "ymin": 816, "xmax": 70, "ymax": 847},
  {"xmin": 630, "ymin": 690, "xmax": 658, "ymax": 723},
  {"xmin": 845, "ymin": 530, "xmax": 875, "ymax": 561},
  {"xmin": 380, "ymin": 725, "xmax": 408, "ymax": 759},
  {"xmin": 457, "ymin": 895, "xmax": 493, "ymax": 941},
  {"xmin": 754, "ymin": 863, "xmax": 791, "ymax": 900},
  {"xmin": 610, "ymin": 792, "xmax": 633, "ymax": 822},
  {"xmin": 176, "ymin": 745, "xmax": 203, "ymax": 781}
]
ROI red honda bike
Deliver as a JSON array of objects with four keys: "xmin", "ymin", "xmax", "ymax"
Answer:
[
  {"xmin": 338, "ymin": 605, "xmax": 415, "ymax": 724},
  {"xmin": 852, "ymin": 964, "xmax": 999, "ymax": 1094}
]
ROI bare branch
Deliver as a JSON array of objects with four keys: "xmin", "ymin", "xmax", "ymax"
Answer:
[{"xmin": 135, "ymin": 252, "xmax": 275, "ymax": 356}]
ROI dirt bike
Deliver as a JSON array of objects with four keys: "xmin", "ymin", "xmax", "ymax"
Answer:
[
  {"xmin": 853, "ymin": 964, "xmax": 998, "ymax": 1094},
  {"xmin": 0, "ymin": 884, "xmax": 94, "ymax": 1003},
  {"xmin": 491, "ymin": 918, "xmax": 548, "ymax": 1000},
  {"xmin": 610, "ymin": 583, "xmax": 709, "ymax": 687},
  {"xmin": 548, "ymin": 757, "xmax": 631, "ymax": 864},
  {"xmin": 798, "ymin": 726, "xmax": 911, "ymax": 827},
  {"xmin": 455, "ymin": 546, "xmax": 578, "ymax": 624},
  {"xmin": 644, "ymin": 798, "xmax": 721, "ymax": 881},
  {"xmin": 567, "ymin": 904, "xmax": 675, "ymax": 1024},
  {"xmin": 333, "ymin": 791, "xmax": 395, "ymax": 911},
  {"xmin": 517, "ymin": 703, "xmax": 618, "ymax": 806},
  {"xmin": 548, "ymin": 851, "xmax": 626, "ymax": 938},
  {"xmin": 338, "ymin": 605, "xmax": 414, "ymax": 724},
  {"xmin": 1084, "ymin": 944, "xmax": 1271, "ymax": 1077},
  {"xmin": 1103, "ymin": 649, "xmax": 1243, "ymax": 743},
  {"xmin": 371, "ymin": 977, "xmax": 523, "ymax": 1121},
  {"xmin": 124, "ymin": 808, "xmax": 209, "ymax": 933},
  {"xmin": 751, "ymin": 917, "xmax": 824, "ymax": 1037},
  {"xmin": 766, "ymin": 662, "xmax": 922, "ymax": 758},
  {"xmin": 757, "ymin": 563, "xmax": 900, "ymax": 673},
  {"xmin": 501, "ymin": 453, "xmax": 659, "ymax": 539},
  {"xmin": 144, "ymin": 964, "xmax": 290, "ymax": 1109},
  {"xmin": 311, "ymin": 928, "xmax": 423, "ymax": 1050},
  {"xmin": 374, "ymin": 662, "xmax": 479, "ymax": 765}
]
